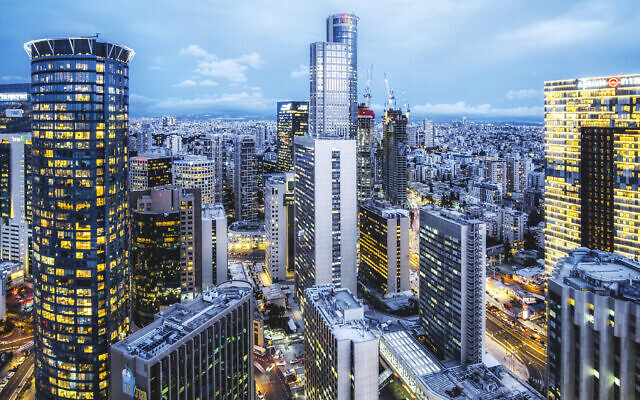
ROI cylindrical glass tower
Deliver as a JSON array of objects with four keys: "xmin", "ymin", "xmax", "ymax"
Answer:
[
  {"xmin": 326, "ymin": 13, "xmax": 358, "ymax": 138},
  {"xmin": 24, "ymin": 37, "xmax": 134, "ymax": 400}
]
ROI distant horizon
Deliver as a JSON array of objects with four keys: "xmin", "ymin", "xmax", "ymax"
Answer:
[{"xmin": 2, "ymin": 1, "xmax": 638, "ymax": 119}]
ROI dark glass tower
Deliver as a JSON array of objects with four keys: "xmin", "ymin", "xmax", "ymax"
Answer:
[
  {"xmin": 276, "ymin": 101, "xmax": 308, "ymax": 172},
  {"xmin": 327, "ymin": 13, "xmax": 358, "ymax": 138},
  {"xmin": 25, "ymin": 37, "xmax": 134, "ymax": 400},
  {"xmin": 382, "ymin": 109, "xmax": 408, "ymax": 206}
]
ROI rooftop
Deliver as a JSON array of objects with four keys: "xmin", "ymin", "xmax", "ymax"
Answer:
[
  {"xmin": 306, "ymin": 285, "xmax": 376, "ymax": 342},
  {"xmin": 112, "ymin": 281, "xmax": 251, "ymax": 361},
  {"xmin": 202, "ymin": 203, "xmax": 226, "ymax": 220},
  {"xmin": 553, "ymin": 248, "xmax": 640, "ymax": 301}
]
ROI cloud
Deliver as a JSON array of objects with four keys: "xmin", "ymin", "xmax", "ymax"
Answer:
[
  {"xmin": 175, "ymin": 79, "xmax": 197, "ymax": 87},
  {"xmin": 412, "ymin": 101, "xmax": 543, "ymax": 117},
  {"xmin": 290, "ymin": 64, "xmax": 308, "ymax": 79},
  {"xmin": 131, "ymin": 87, "xmax": 270, "ymax": 112},
  {"xmin": 180, "ymin": 44, "xmax": 264, "ymax": 83},
  {"xmin": 505, "ymin": 89, "xmax": 540, "ymax": 100},
  {"xmin": 148, "ymin": 65, "xmax": 162, "ymax": 71},
  {"xmin": 199, "ymin": 79, "xmax": 218, "ymax": 87},
  {"xmin": 0, "ymin": 75, "xmax": 26, "ymax": 81}
]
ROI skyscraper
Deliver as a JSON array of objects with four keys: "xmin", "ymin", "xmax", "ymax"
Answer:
[
  {"xmin": 172, "ymin": 155, "xmax": 216, "ymax": 206},
  {"xmin": 130, "ymin": 186, "xmax": 202, "ymax": 326},
  {"xmin": 276, "ymin": 101, "xmax": 308, "ymax": 172},
  {"xmin": 382, "ymin": 109, "xmax": 408, "ymax": 206},
  {"xmin": 233, "ymin": 135, "xmax": 259, "ymax": 222},
  {"xmin": 544, "ymin": 74, "xmax": 640, "ymax": 272},
  {"xmin": 326, "ymin": 13, "xmax": 358, "ymax": 138},
  {"xmin": 25, "ymin": 36, "xmax": 134, "ymax": 400},
  {"xmin": 304, "ymin": 285, "xmax": 378, "ymax": 400},
  {"xmin": 110, "ymin": 281, "xmax": 255, "ymax": 400},
  {"xmin": 309, "ymin": 42, "xmax": 350, "ymax": 137},
  {"xmin": 547, "ymin": 248, "xmax": 640, "ymax": 399},
  {"xmin": 200, "ymin": 133, "xmax": 225, "ymax": 204},
  {"xmin": 294, "ymin": 136, "xmax": 357, "ymax": 303},
  {"xmin": 200, "ymin": 203, "xmax": 228, "ymax": 287},
  {"xmin": 357, "ymin": 104, "xmax": 374, "ymax": 203},
  {"xmin": 0, "ymin": 84, "xmax": 32, "ymax": 270},
  {"xmin": 419, "ymin": 208, "xmax": 486, "ymax": 364},
  {"xmin": 265, "ymin": 172, "xmax": 294, "ymax": 282},
  {"xmin": 358, "ymin": 200, "xmax": 410, "ymax": 296}
]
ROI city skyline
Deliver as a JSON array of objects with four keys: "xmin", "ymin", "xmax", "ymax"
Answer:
[{"xmin": 2, "ymin": 1, "xmax": 639, "ymax": 118}]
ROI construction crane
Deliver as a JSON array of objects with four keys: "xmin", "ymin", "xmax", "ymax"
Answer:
[
  {"xmin": 402, "ymin": 90, "xmax": 410, "ymax": 120},
  {"xmin": 384, "ymin": 73, "xmax": 395, "ymax": 110},
  {"xmin": 364, "ymin": 64, "xmax": 373, "ymax": 108}
]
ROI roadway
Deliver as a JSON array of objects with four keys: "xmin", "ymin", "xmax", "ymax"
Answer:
[
  {"xmin": 0, "ymin": 354, "xmax": 34, "ymax": 400},
  {"xmin": 486, "ymin": 314, "xmax": 546, "ymax": 393},
  {"xmin": 254, "ymin": 354, "xmax": 291, "ymax": 400}
]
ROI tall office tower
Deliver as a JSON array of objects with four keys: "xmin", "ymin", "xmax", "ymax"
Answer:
[
  {"xmin": 111, "ymin": 281, "xmax": 254, "ymax": 400},
  {"xmin": 304, "ymin": 285, "xmax": 378, "ymax": 400},
  {"xmin": 172, "ymin": 155, "xmax": 215, "ymax": 205},
  {"xmin": 129, "ymin": 153, "xmax": 172, "ymax": 191},
  {"xmin": 130, "ymin": 188, "xmax": 182, "ymax": 327},
  {"xmin": 326, "ymin": 13, "xmax": 358, "ymax": 138},
  {"xmin": 136, "ymin": 128, "xmax": 152, "ymax": 154},
  {"xmin": 201, "ymin": 203, "xmax": 228, "ymax": 287},
  {"xmin": 200, "ymin": 134, "xmax": 225, "ymax": 204},
  {"xmin": 419, "ymin": 208, "xmax": 486, "ymax": 364},
  {"xmin": 382, "ymin": 109, "xmax": 408, "ymax": 206},
  {"xmin": 357, "ymin": 104, "xmax": 374, "ymax": 203},
  {"xmin": 506, "ymin": 156, "xmax": 521, "ymax": 194},
  {"xmin": 164, "ymin": 134, "xmax": 182, "ymax": 154},
  {"xmin": 265, "ymin": 172, "xmax": 294, "ymax": 282},
  {"xmin": 358, "ymin": 200, "xmax": 409, "ymax": 296},
  {"xmin": 233, "ymin": 135, "xmax": 258, "ymax": 222},
  {"xmin": 423, "ymin": 118, "xmax": 434, "ymax": 147},
  {"xmin": 276, "ymin": 101, "xmax": 308, "ymax": 172},
  {"xmin": 544, "ymin": 75, "xmax": 640, "ymax": 273},
  {"xmin": 25, "ymin": 37, "xmax": 134, "ymax": 400},
  {"xmin": 294, "ymin": 136, "xmax": 357, "ymax": 303},
  {"xmin": 309, "ymin": 42, "xmax": 350, "ymax": 137},
  {"xmin": 0, "ymin": 85, "xmax": 32, "ymax": 269},
  {"xmin": 547, "ymin": 248, "xmax": 640, "ymax": 400},
  {"xmin": 0, "ymin": 134, "xmax": 30, "ymax": 266}
]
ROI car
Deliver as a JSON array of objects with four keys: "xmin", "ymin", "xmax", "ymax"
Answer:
[{"xmin": 266, "ymin": 363, "xmax": 275, "ymax": 372}]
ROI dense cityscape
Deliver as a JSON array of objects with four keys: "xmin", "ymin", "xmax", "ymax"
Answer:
[{"xmin": 0, "ymin": 2, "xmax": 638, "ymax": 400}]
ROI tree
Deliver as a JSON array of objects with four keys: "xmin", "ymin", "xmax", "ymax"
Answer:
[
  {"xmin": 527, "ymin": 209, "xmax": 543, "ymax": 227},
  {"xmin": 524, "ymin": 232, "xmax": 538, "ymax": 251},
  {"xmin": 504, "ymin": 241, "xmax": 512, "ymax": 263}
]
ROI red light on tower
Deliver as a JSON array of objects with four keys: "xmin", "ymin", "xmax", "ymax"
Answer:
[{"xmin": 608, "ymin": 77, "xmax": 620, "ymax": 88}]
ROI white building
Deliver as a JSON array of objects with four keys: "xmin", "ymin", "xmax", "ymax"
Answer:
[
  {"xmin": 548, "ymin": 249, "xmax": 640, "ymax": 399},
  {"xmin": 294, "ymin": 136, "xmax": 357, "ymax": 301},
  {"xmin": 304, "ymin": 285, "xmax": 378, "ymax": 400},
  {"xmin": 501, "ymin": 208, "xmax": 527, "ymax": 243},
  {"xmin": 265, "ymin": 173, "xmax": 294, "ymax": 282},
  {"xmin": 201, "ymin": 204, "xmax": 228, "ymax": 288},
  {"xmin": 172, "ymin": 155, "xmax": 216, "ymax": 205},
  {"xmin": 0, "ymin": 134, "xmax": 30, "ymax": 268},
  {"xmin": 164, "ymin": 134, "xmax": 182, "ymax": 154},
  {"xmin": 309, "ymin": 42, "xmax": 350, "ymax": 137},
  {"xmin": 419, "ymin": 208, "xmax": 486, "ymax": 365}
]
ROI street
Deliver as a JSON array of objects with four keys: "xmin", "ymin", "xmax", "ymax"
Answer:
[{"xmin": 0, "ymin": 354, "xmax": 34, "ymax": 400}]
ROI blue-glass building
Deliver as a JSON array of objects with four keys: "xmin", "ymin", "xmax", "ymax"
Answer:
[
  {"xmin": 25, "ymin": 37, "xmax": 134, "ymax": 400},
  {"xmin": 326, "ymin": 13, "xmax": 358, "ymax": 138}
]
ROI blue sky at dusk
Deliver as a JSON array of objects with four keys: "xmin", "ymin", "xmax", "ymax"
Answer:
[{"xmin": 2, "ymin": 0, "xmax": 639, "ymax": 119}]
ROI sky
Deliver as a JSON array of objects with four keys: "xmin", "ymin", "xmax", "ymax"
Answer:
[{"xmin": 2, "ymin": 0, "xmax": 640, "ymax": 120}]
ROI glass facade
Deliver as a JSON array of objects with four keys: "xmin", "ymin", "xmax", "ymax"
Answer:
[
  {"xmin": 326, "ymin": 13, "xmax": 358, "ymax": 138},
  {"xmin": 0, "ymin": 83, "xmax": 31, "ymax": 134},
  {"xmin": 25, "ymin": 37, "xmax": 133, "ymax": 400},
  {"xmin": 383, "ymin": 109, "xmax": 408, "ymax": 206},
  {"xmin": 544, "ymin": 75, "xmax": 640, "ymax": 272},
  {"xmin": 276, "ymin": 101, "xmax": 308, "ymax": 172},
  {"xmin": 130, "ymin": 204, "xmax": 181, "ymax": 327},
  {"xmin": 357, "ymin": 105, "xmax": 374, "ymax": 203},
  {"xmin": 309, "ymin": 42, "xmax": 349, "ymax": 137}
]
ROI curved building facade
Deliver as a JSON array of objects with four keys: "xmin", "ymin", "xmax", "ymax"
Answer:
[
  {"xmin": 25, "ymin": 37, "xmax": 133, "ymax": 400},
  {"xmin": 327, "ymin": 13, "xmax": 358, "ymax": 138}
]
